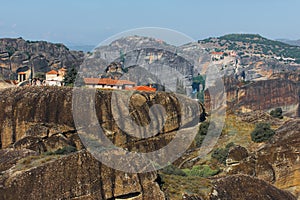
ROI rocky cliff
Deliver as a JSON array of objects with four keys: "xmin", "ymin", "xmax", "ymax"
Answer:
[
  {"xmin": 210, "ymin": 175, "xmax": 297, "ymax": 200},
  {"xmin": 0, "ymin": 87, "xmax": 202, "ymax": 199},
  {"xmin": 0, "ymin": 38, "xmax": 84, "ymax": 79},
  {"xmin": 226, "ymin": 119, "xmax": 300, "ymax": 199},
  {"xmin": 0, "ymin": 87, "xmax": 204, "ymax": 150},
  {"xmin": 0, "ymin": 149, "xmax": 165, "ymax": 200},
  {"xmin": 205, "ymin": 73, "xmax": 300, "ymax": 117},
  {"xmin": 0, "ymin": 87, "xmax": 297, "ymax": 200}
]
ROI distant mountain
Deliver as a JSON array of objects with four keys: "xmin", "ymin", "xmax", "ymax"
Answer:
[
  {"xmin": 67, "ymin": 45, "xmax": 95, "ymax": 52},
  {"xmin": 277, "ymin": 39, "xmax": 300, "ymax": 47},
  {"xmin": 1, "ymin": 34, "xmax": 299, "ymax": 84},
  {"xmin": 197, "ymin": 34, "xmax": 300, "ymax": 81}
]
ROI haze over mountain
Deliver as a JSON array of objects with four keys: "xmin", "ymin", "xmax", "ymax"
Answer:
[
  {"xmin": 278, "ymin": 39, "xmax": 300, "ymax": 47},
  {"xmin": 67, "ymin": 44, "xmax": 95, "ymax": 52}
]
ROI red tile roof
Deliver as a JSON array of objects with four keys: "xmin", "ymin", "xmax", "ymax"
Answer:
[
  {"xmin": 132, "ymin": 86, "xmax": 156, "ymax": 92},
  {"xmin": 84, "ymin": 78, "xmax": 136, "ymax": 86},
  {"xmin": 84, "ymin": 77, "xmax": 156, "ymax": 92},
  {"xmin": 115, "ymin": 80, "xmax": 136, "ymax": 85},
  {"xmin": 47, "ymin": 70, "xmax": 58, "ymax": 75},
  {"xmin": 211, "ymin": 52, "xmax": 224, "ymax": 55},
  {"xmin": 98, "ymin": 78, "xmax": 118, "ymax": 85},
  {"xmin": 84, "ymin": 78, "xmax": 101, "ymax": 85}
]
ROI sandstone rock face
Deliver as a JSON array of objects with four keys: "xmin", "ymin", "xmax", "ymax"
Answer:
[
  {"xmin": 0, "ymin": 87, "xmax": 75, "ymax": 149},
  {"xmin": 0, "ymin": 87, "xmax": 203, "ymax": 150},
  {"xmin": 227, "ymin": 119, "xmax": 300, "ymax": 199},
  {"xmin": 0, "ymin": 148, "xmax": 38, "ymax": 172},
  {"xmin": 210, "ymin": 175, "xmax": 297, "ymax": 200},
  {"xmin": 0, "ymin": 150, "xmax": 165, "ymax": 200},
  {"xmin": 0, "ymin": 87, "xmax": 204, "ymax": 200},
  {"xmin": 0, "ymin": 80, "xmax": 15, "ymax": 90},
  {"xmin": 88, "ymin": 36, "xmax": 197, "ymax": 96},
  {"xmin": 0, "ymin": 38, "xmax": 84, "ymax": 78},
  {"xmin": 235, "ymin": 79, "xmax": 298, "ymax": 116},
  {"xmin": 0, "ymin": 87, "xmax": 297, "ymax": 200},
  {"xmin": 205, "ymin": 74, "xmax": 300, "ymax": 117}
]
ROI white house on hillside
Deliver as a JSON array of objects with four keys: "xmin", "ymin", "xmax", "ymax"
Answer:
[{"xmin": 45, "ymin": 68, "xmax": 66, "ymax": 86}]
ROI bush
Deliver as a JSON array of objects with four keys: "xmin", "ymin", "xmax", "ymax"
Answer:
[
  {"xmin": 211, "ymin": 142, "xmax": 235, "ymax": 164},
  {"xmin": 251, "ymin": 123, "xmax": 275, "ymax": 143},
  {"xmin": 194, "ymin": 121, "xmax": 216, "ymax": 148},
  {"xmin": 161, "ymin": 165, "xmax": 187, "ymax": 176},
  {"xmin": 211, "ymin": 148, "xmax": 229, "ymax": 164},
  {"xmin": 183, "ymin": 165, "xmax": 220, "ymax": 178},
  {"xmin": 34, "ymin": 72, "xmax": 45, "ymax": 79},
  {"xmin": 63, "ymin": 66, "xmax": 78, "ymax": 87},
  {"xmin": 225, "ymin": 142, "xmax": 235, "ymax": 149},
  {"xmin": 44, "ymin": 145, "xmax": 77, "ymax": 155},
  {"xmin": 194, "ymin": 134, "xmax": 205, "ymax": 148},
  {"xmin": 270, "ymin": 108, "xmax": 283, "ymax": 119}
]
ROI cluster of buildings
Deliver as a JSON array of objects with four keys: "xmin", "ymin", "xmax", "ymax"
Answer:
[
  {"xmin": 15, "ymin": 65, "xmax": 157, "ymax": 92},
  {"xmin": 44, "ymin": 68, "xmax": 66, "ymax": 86},
  {"xmin": 83, "ymin": 77, "xmax": 156, "ymax": 92},
  {"xmin": 17, "ymin": 68, "xmax": 66, "ymax": 86},
  {"xmin": 211, "ymin": 50, "xmax": 237, "ymax": 60}
]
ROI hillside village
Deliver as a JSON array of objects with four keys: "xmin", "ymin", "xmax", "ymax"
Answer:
[
  {"xmin": 10, "ymin": 62, "xmax": 158, "ymax": 92},
  {"xmin": 2, "ymin": 34, "xmax": 299, "ymax": 92},
  {"xmin": 16, "ymin": 67, "xmax": 67, "ymax": 86},
  {"xmin": 199, "ymin": 34, "xmax": 300, "ymax": 64}
]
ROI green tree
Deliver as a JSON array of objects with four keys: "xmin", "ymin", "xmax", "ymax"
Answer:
[
  {"xmin": 34, "ymin": 72, "xmax": 45, "ymax": 80},
  {"xmin": 194, "ymin": 121, "xmax": 214, "ymax": 148},
  {"xmin": 211, "ymin": 148, "xmax": 229, "ymax": 164},
  {"xmin": 251, "ymin": 123, "xmax": 275, "ymax": 143},
  {"xmin": 211, "ymin": 142, "xmax": 236, "ymax": 164},
  {"xmin": 63, "ymin": 66, "xmax": 78, "ymax": 86}
]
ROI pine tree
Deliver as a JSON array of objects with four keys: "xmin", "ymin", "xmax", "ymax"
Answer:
[{"xmin": 63, "ymin": 66, "xmax": 78, "ymax": 87}]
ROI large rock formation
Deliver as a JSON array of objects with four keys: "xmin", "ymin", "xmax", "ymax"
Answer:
[
  {"xmin": 0, "ymin": 87, "xmax": 203, "ymax": 150},
  {"xmin": 205, "ymin": 73, "xmax": 300, "ymax": 117},
  {"xmin": 0, "ymin": 149, "xmax": 165, "ymax": 200},
  {"xmin": 87, "ymin": 36, "xmax": 198, "ymax": 96},
  {"xmin": 226, "ymin": 119, "xmax": 300, "ymax": 199},
  {"xmin": 161, "ymin": 173, "xmax": 297, "ymax": 200},
  {"xmin": 0, "ymin": 87, "xmax": 202, "ymax": 199},
  {"xmin": 0, "ymin": 38, "xmax": 84, "ymax": 78},
  {"xmin": 0, "ymin": 87, "xmax": 297, "ymax": 199},
  {"xmin": 210, "ymin": 175, "xmax": 297, "ymax": 200}
]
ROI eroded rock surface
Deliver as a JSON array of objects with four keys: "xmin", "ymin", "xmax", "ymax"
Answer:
[
  {"xmin": 227, "ymin": 119, "xmax": 300, "ymax": 199},
  {"xmin": 0, "ymin": 87, "xmax": 203, "ymax": 200},
  {"xmin": 210, "ymin": 175, "xmax": 297, "ymax": 200}
]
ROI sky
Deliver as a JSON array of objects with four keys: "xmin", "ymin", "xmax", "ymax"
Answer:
[{"xmin": 1, "ymin": 0, "xmax": 300, "ymax": 46}]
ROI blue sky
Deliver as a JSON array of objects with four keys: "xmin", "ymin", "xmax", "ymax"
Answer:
[{"xmin": 1, "ymin": 0, "xmax": 300, "ymax": 46}]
